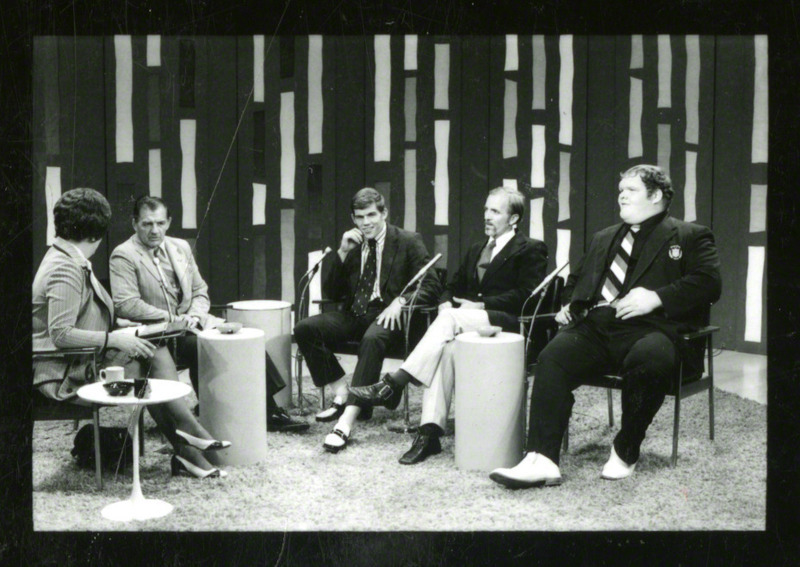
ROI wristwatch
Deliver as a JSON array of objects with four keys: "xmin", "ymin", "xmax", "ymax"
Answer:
[{"xmin": 397, "ymin": 296, "xmax": 408, "ymax": 306}]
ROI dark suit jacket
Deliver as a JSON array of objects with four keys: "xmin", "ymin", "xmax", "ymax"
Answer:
[
  {"xmin": 440, "ymin": 231, "xmax": 549, "ymax": 331},
  {"xmin": 565, "ymin": 215, "xmax": 722, "ymax": 340},
  {"xmin": 323, "ymin": 224, "xmax": 440, "ymax": 311}
]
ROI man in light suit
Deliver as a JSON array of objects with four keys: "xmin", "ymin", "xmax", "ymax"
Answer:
[
  {"xmin": 110, "ymin": 196, "xmax": 308, "ymax": 433},
  {"xmin": 490, "ymin": 164, "xmax": 722, "ymax": 488},
  {"xmin": 349, "ymin": 186, "xmax": 548, "ymax": 464}
]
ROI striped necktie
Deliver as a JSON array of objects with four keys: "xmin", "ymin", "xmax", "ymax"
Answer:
[{"xmin": 600, "ymin": 225, "xmax": 640, "ymax": 304}]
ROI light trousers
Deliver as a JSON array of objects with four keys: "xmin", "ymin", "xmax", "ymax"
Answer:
[{"xmin": 400, "ymin": 307, "xmax": 490, "ymax": 430}]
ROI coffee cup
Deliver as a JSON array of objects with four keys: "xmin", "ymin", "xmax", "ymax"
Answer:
[{"xmin": 99, "ymin": 366, "xmax": 125, "ymax": 383}]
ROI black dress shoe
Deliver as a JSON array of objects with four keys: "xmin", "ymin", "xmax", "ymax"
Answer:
[
  {"xmin": 348, "ymin": 375, "xmax": 403, "ymax": 410},
  {"xmin": 356, "ymin": 405, "xmax": 373, "ymax": 421},
  {"xmin": 268, "ymin": 408, "xmax": 310, "ymax": 433},
  {"xmin": 315, "ymin": 402, "xmax": 345, "ymax": 423},
  {"xmin": 399, "ymin": 431, "xmax": 442, "ymax": 465}
]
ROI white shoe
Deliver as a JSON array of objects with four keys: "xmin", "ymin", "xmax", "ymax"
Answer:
[
  {"xmin": 601, "ymin": 446, "xmax": 636, "ymax": 480},
  {"xmin": 489, "ymin": 452, "xmax": 562, "ymax": 488}
]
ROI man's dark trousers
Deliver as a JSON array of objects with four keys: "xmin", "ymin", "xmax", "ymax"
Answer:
[{"xmin": 527, "ymin": 307, "xmax": 677, "ymax": 466}]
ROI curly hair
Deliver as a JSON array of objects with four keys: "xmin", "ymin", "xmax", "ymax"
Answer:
[
  {"xmin": 350, "ymin": 187, "xmax": 387, "ymax": 214},
  {"xmin": 132, "ymin": 195, "xmax": 171, "ymax": 221},
  {"xmin": 620, "ymin": 164, "xmax": 674, "ymax": 205},
  {"xmin": 488, "ymin": 186, "xmax": 526, "ymax": 226},
  {"xmin": 53, "ymin": 188, "xmax": 112, "ymax": 242}
]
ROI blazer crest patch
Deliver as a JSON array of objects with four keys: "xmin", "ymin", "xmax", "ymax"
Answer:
[{"xmin": 668, "ymin": 245, "xmax": 682, "ymax": 260}]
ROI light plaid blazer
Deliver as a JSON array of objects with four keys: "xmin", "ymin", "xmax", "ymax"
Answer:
[
  {"xmin": 109, "ymin": 235, "xmax": 211, "ymax": 325},
  {"xmin": 32, "ymin": 238, "xmax": 115, "ymax": 400}
]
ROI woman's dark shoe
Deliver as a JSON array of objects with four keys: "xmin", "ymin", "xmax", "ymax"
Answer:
[
  {"xmin": 323, "ymin": 428, "xmax": 349, "ymax": 453},
  {"xmin": 315, "ymin": 401, "xmax": 345, "ymax": 423},
  {"xmin": 170, "ymin": 454, "xmax": 228, "ymax": 479},
  {"xmin": 175, "ymin": 429, "xmax": 231, "ymax": 451},
  {"xmin": 348, "ymin": 375, "xmax": 403, "ymax": 410},
  {"xmin": 356, "ymin": 405, "xmax": 373, "ymax": 421}
]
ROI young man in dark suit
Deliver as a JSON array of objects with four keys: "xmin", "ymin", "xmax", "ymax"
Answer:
[
  {"xmin": 490, "ymin": 164, "xmax": 722, "ymax": 488},
  {"xmin": 293, "ymin": 187, "xmax": 440, "ymax": 452},
  {"xmin": 349, "ymin": 186, "xmax": 548, "ymax": 464}
]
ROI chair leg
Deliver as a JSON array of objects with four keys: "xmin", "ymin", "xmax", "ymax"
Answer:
[
  {"xmin": 73, "ymin": 419, "xmax": 80, "ymax": 431},
  {"xmin": 562, "ymin": 425, "xmax": 569, "ymax": 454},
  {"xmin": 92, "ymin": 406, "xmax": 102, "ymax": 490},
  {"xmin": 138, "ymin": 410, "xmax": 145, "ymax": 456},
  {"xmin": 607, "ymin": 389, "xmax": 614, "ymax": 428},
  {"xmin": 296, "ymin": 353, "xmax": 304, "ymax": 410},
  {"xmin": 672, "ymin": 394, "xmax": 681, "ymax": 467},
  {"xmin": 709, "ymin": 382, "xmax": 715, "ymax": 441},
  {"xmin": 321, "ymin": 386, "xmax": 326, "ymax": 410}
]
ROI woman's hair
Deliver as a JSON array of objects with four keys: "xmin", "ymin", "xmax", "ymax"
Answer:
[{"xmin": 53, "ymin": 188, "xmax": 112, "ymax": 242}]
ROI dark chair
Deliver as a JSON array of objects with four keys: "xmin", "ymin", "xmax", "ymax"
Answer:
[
  {"xmin": 33, "ymin": 346, "xmax": 146, "ymax": 489},
  {"xmin": 530, "ymin": 301, "xmax": 718, "ymax": 467},
  {"xmin": 33, "ymin": 347, "xmax": 104, "ymax": 489}
]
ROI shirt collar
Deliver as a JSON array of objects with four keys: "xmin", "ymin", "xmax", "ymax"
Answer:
[
  {"xmin": 363, "ymin": 223, "xmax": 387, "ymax": 248},
  {"xmin": 631, "ymin": 209, "xmax": 668, "ymax": 237},
  {"xmin": 492, "ymin": 228, "xmax": 516, "ymax": 254}
]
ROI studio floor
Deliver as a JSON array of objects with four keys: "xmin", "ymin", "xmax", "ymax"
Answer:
[{"xmin": 31, "ymin": 348, "xmax": 766, "ymax": 532}]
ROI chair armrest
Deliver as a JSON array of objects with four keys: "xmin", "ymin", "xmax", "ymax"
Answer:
[
  {"xmin": 679, "ymin": 325, "xmax": 720, "ymax": 341},
  {"xmin": 33, "ymin": 346, "xmax": 99, "ymax": 359},
  {"xmin": 518, "ymin": 312, "xmax": 557, "ymax": 325}
]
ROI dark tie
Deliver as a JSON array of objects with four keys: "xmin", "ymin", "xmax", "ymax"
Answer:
[
  {"xmin": 351, "ymin": 239, "xmax": 378, "ymax": 317},
  {"xmin": 600, "ymin": 225, "xmax": 640, "ymax": 303},
  {"xmin": 477, "ymin": 239, "xmax": 496, "ymax": 283}
]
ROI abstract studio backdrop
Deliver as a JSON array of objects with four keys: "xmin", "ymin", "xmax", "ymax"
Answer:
[{"xmin": 32, "ymin": 35, "xmax": 766, "ymax": 355}]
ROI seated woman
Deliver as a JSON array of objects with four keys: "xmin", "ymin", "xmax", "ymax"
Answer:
[{"xmin": 33, "ymin": 188, "xmax": 231, "ymax": 479}]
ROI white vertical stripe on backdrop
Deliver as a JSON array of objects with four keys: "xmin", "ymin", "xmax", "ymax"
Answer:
[
  {"xmin": 628, "ymin": 77, "xmax": 643, "ymax": 158},
  {"xmin": 148, "ymin": 149, "xmax": 162, "ymax": 197},
  {"xmin": 685, "ymin": 36, "xmax": 700, "ymax": 145},
  {"xmin": 115, "ymin": 35, "xmax": 134, "ymax": 163},
  {"xmin": 503, "ymin": 79, "xmax": 518, "ymax": 159},
  {"xmin": 434, "ymin": 120, "xmax": 450, "ymax": 226},
  {"xmin": 45, "ymin": 166, "xmax": 61, "ymax": 246},
  {"xmin": 657, "ymin": 35, "xmax": 672, "ymax": 109},
  {"xmin": 505, "ymin": 35, "xmax": 519, "ymax": 71},
  {"xmin": 179, "ymin": 119, "xmax": 198, "ymax": 229},
  {"xmin": 252, "ymin": 183, "xmax": 266, "ymax": 226},
  {"xmin": 531, "ymin": 125, "xmax": 546, "ymax": 188},
  {"xmin": 253, "ymin": 35, "xmax": 265, "ymax": 103},
  {"xmin": 752, "ymin": 35, "xmax": 768, "ymax": 163},
  {"xmin": 684, "ymin": 151, "xmax": 697, "ymax": 222},
  {"xmin": 404, "ymin": 35, "xmax": 418, "ymax": 70},
  {"xmin": 374, "ymin": 35, "xmax": 391, "ymax": 162},
  {"xmin": 146, "ymin": 35, "xmax": 161, "ymax": 67},
  {"xmin": 280, "ymin": 92, "xmax": 295, "ymax": 199},
  {"xmin": 744, "ymin": 246, "xmax": 765, "ymax": 343},
  {"xmin": 558, "ymin": 35, "xmax": 573, "ymax": 146},
  {"xmin": 529, "ymin": 198, "xmax": 544, "ymax": 242},
  {"xmin": 308, "ymin": 35, "xmax": 323, "ymax": 154}
]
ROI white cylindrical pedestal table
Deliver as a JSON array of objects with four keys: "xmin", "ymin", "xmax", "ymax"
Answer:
[
  {"xmin": 197, "ymin": 327, "xmax": 267, "ymax": 466},
  {"xmin": 226, "ymin": 300, "xmax": 293, "ymax": 407},
  {"xmin": 454, "ymin": 331, "xmax": 525, "ymax": 472}
]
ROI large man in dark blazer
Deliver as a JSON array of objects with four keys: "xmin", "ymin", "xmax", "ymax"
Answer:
[
  {"xmin": 293, "ymin": 187, "xmax": 440, "ymax": 452},
  {"xmin": 349, "ymin": 186, "xmax": 548, "ymax": 463},
  {"xmin": 490, "ymin": 164, "xmax": 722, "ymax": 489}
]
